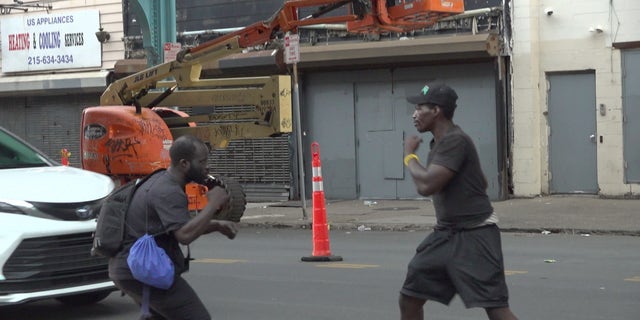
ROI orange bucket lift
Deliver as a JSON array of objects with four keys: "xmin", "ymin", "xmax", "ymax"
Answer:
[{"xmin": 347, "ymin": 0, "xmax": 464, "ymax": 33}]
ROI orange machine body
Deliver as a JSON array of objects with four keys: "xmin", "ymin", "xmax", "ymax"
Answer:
[
  {"xmin": 81, "ymin": 106, "xmax": 209, "ymax": 212},
  {"xmin": 81, "ymin": 106, "xmax": 173, "ymax": 180},
  {"xmin": 347, "ymin": 0, "xmax": 464, "ymax": 33}
]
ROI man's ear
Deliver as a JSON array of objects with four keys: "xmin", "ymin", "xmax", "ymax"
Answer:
[
  {"xmin": 178, "ymin": 158, "xmax": 190, "ymax": 170},
  {"xmin": 432, "ymin": 105, "xmax": 442, "ymax": 116}
]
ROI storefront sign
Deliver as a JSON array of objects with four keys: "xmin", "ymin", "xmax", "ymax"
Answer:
[
  {"xmin": 163, "ymin": 42, "xmax": 181, "ymax": 63},
  {"xmin": 1, "ymin": 9, "xmax": 101, "ymax": 72}
]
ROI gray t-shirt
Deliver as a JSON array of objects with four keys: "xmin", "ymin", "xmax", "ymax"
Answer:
[
  {"xmin": 108, "ymin": 170, "xmax": 191, "ymax": 280},
  {"xmin": 428, "ymin": 125, "xmax": 493, "ymax": 228}
]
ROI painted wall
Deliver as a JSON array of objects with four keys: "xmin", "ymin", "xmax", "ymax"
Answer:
[{"xmin": 511, "ymin": 0, "xmax": 640, "ymax": 196}]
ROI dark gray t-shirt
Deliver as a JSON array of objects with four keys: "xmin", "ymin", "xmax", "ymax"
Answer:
[
  {"xmin": 428, "ymin": 125, "xmax": 493, "ymax": 228},
  {"xmin": 108, "ymin": 170, "xmax": 191, "ymax": 280}
]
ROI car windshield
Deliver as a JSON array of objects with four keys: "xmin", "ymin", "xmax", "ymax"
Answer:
[{"xmin": 0, "ymin": 128, "xmax": 53, "ymax": 169}]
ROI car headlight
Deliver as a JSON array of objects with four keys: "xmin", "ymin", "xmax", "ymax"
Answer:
[
  {"xmin": 0, "ymin": 198, "xmax": 104, "ymax": 220},
  {"xmin": 28, "ymin": 200, "xmax": 103, "ymax": 221},
  {"xmin": 0, "ymin": 199, "xmax": 33, "ymax": 215}
]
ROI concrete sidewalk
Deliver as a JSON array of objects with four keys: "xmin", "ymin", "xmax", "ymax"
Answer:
[{"xmin": 238, "ymin": 196, "xmax": 640, "ymax": 236}]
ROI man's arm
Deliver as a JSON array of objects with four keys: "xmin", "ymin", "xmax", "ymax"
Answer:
[
  {"xmin": 406, "ymin": 161, "xmax": 455, "ymax": 196},
  {"xmin": 203, "ymin": 220, "xmax": 237, "ymax": 239},
  {"xmin": 173, "ymin": 187, "xmax": 232, "ymax": 245},
  {"xmin": 404, "ymin": 134, "xmax": 456, "ymax": 196}
]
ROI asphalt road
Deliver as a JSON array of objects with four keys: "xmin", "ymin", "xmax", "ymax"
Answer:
[{"xmin": 2, "ymin": 229, "xmax": 639, "ymax": 320}]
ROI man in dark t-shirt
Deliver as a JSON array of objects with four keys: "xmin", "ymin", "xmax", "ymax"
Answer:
[
  {"xmin": 399, "ymin": 84, "xmax": 518, "ymax": 320},
  {"xmin": 109, "ymin": 135, "xmax": 237, "ymax": 319}
]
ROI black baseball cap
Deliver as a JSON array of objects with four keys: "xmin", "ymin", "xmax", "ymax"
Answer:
[{"xmin": 406, "ymin": 83, "xmax": 458, "ymax": 108}]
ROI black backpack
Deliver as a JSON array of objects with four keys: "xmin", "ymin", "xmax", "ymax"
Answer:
[{"xmin": 92, "ymin": 169, "xmax": 166, "ymax": 258}]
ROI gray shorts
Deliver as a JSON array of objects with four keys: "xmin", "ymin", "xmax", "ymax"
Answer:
[{"xmin": 400, "ymin": 224, "xmax": 510, "ymax": 309}]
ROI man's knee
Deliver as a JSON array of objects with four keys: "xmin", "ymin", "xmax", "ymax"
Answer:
[
  {"xmin": 399, "ymin": 293, "xmax": 425, "ymax": 311},
  {"xmin": 485, "ymin": 306, "xmax": 518, "ymax": 320}
]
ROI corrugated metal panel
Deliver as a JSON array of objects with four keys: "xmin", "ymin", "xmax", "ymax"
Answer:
[
  {"xmin": 2, "ymin": 94, "xmax": 293, "ymax": 201},
  {"xmin": 23, "ymin": 95, "xmax": 99, "ymax": 167},
  {"xmin": 242, "ymin": 183, "xmax": 290, "ymax": 202},
  {"xmin": 178, "ymin": 105, "xmax": 294, "ymax": 201},
  {"xmin": 209, "ymin": 135, "xmax": 292, "ymax": 201},
  {"xmin": 0, "ymin": 97, "xmax": 27, "ymax": 137}
]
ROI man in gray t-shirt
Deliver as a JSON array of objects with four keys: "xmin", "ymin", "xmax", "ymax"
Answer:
[
  {"xmin": 399, "ymin": 84, "xmax": 518, "ymax": 320},
  {"xmin": 109, "ymin": 135, "xmax": 237, "ymax": 320}
]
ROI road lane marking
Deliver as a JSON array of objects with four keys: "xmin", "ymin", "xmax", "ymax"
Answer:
[
  {"xmin": 624, "ymin": 276, "xmax": 640, "ymax": 282},
  {"xmin": 194, "ymin": 258, "xmax": 247, "ymax": 264},
  {"xmin": 504, "ymin": 270, "xmax": 528, "ymax": 276},
  {"xmin": 241, "ymin": 214, "xmax": 285, "ymax": 220},
  {"xmin": 315, "ymin": 263, "xmax": 379, "ymax": 269}
]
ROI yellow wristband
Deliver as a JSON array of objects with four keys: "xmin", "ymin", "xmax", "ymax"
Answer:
[{"xmin": 403, "ymin": 153, "xmax": 419, "ymax": 166}]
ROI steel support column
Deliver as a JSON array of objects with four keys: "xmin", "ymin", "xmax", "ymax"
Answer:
[{"xmin": 130, "ymin": 0, "xmax": 176, "ymax": 66}]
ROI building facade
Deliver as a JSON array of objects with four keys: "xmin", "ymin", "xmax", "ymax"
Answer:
[
  {"xmin": 511, "ymin": 0, "xmax": 640, "ymax": 197},
  {"xmin": 0, "ymin": 0, "xmax": 124, "ymax": 164},
  {"xmin": 1, "ymin": 0, "xmax": 637, "ymax": 201}
]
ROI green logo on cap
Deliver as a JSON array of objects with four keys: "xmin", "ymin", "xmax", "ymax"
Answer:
[{"xmin": 421, "ymin": 85, "xmax": 430, "ymax": 95}]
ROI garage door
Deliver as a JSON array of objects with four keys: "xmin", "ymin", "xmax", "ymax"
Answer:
[{"xmin": 303, "ymin": 63, "xmax": 501, "ymax": 200}]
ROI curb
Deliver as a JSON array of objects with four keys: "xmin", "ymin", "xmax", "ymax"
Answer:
[
  {"xmin": 238, "ymin": 221, "xmax": 640, "ymax": 236},
  {"xmin": 499, "ymin": 227, "xmax": 640, "ymax": 237}
]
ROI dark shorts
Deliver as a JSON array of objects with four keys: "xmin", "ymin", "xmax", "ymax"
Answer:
[
  {"xmin": 113, "ymin": 276, "xmax": 211, "ymax": 320},
  {"xmin": 400, "ymin": 224, "xmax": 510, "ymax": 309}
]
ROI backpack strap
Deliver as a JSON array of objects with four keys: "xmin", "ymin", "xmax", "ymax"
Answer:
[{"xmin": 184, "ymin": 244, "xmax": 192, "ymax": 271}]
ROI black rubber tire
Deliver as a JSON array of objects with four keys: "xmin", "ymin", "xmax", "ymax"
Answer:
[
  {"xmin": 212, "ymin": 175, "xmax": 246, "ymax": 222},
  {"xmin": 55, "ymin": 289, "xmax": 113, "ymax": 306}
]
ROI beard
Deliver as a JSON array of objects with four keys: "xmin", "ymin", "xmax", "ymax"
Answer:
[{"xmin": 186, "ymin": 164, "xmax": 207, "ymax": 185}]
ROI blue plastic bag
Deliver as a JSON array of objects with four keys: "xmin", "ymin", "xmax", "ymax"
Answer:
[{"xmin": 127, "ymin": 234, "xmax": 175, "ymax": 290}]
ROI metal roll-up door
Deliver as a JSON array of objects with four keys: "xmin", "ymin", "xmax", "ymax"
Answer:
[
  {"xmin": 303, "ymin": 63, "xmax": 502, "ymax": 200},
  {"xmin": 176, "ymin": 104, "xmax": 294, "ymax": 202},
  {"xmin": 209, "ymin": 135, "xmax": 292, "ymax": 202},
  {"xmin": 0, "ymin": 97, "xmax": 27, "ymax": 137},
  {"xmin": 24, "ymin": 95, "xmax": 99, "ymax": 167}
]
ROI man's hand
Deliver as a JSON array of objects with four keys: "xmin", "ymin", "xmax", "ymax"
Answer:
[
  {"xmin": 212, "ymin": 220, "xmax": 238, "ymax": 239},
  {"xmin": 206, "ymin": 186, "xmax": 230, "ymax": 211},
  {"xmin": 404, "ymin": 135, "xmax": 423, "ymax": 155}
]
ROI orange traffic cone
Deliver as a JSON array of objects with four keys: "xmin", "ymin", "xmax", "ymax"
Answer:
[{"xmin": 302, "ymin": 142, "xmax": 342, "ymax": 262}]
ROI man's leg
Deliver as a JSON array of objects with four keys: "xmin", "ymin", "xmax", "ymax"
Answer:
[
  {"xmin": 114, "ymin": 277, "xmax": 210, "ymax": 320},
  {"xmin": 151, "ymin": 276, "xmax": 210, "ymax": 320},
  {"xmin": 399, "ymin": 293, "xmax": 426, "ymax": 320},
  {"xmin": 113, "ymin": 279, "xmax": 166, "ymax": 320},
  {"xmin": 485, "ymin": 307, "xmax": 518, "ymax": 320}
]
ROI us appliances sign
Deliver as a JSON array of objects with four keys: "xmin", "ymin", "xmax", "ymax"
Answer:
[{"xmin": 1, "ymin": 9, "xmax": 101, "ymax": 72}]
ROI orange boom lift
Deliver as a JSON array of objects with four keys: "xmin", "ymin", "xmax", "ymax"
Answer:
[{"xmin": 80, "ymin": 0, "xmax": 463, "ymax": 218}]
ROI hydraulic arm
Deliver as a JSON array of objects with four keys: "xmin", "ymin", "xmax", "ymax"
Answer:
[{"xmin": 81, "ymin": 0, "xmax": 463, "ymax": 209}]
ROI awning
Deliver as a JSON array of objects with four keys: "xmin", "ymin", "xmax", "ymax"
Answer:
[
  {"xmin": 0, "ymin": 70, "xmax": 111, "ymax": 97},
  {"xmin": 298, "ymin": 32, "xmax": 500, "ymax": 70}
]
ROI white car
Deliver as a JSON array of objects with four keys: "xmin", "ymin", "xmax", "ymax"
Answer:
[{"xmin": 0, "ymin": 126, "xmax": 115, "ymax": 306}]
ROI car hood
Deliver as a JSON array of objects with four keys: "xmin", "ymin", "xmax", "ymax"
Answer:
[{"xmin": 0, "ymin": 166, "xmax": 114, "ymax": 203}]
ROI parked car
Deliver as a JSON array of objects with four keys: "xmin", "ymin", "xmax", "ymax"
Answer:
[{"xmin": 0, "ymin": 126, "xmax": 116, "ymax": 306}]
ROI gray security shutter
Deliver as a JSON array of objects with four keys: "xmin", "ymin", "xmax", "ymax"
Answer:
[{"xmin": 210, "ymin": 136, "xmax": 292, "ymax": 202}]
